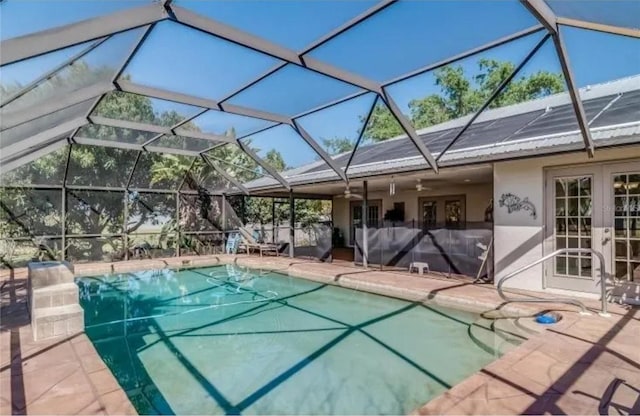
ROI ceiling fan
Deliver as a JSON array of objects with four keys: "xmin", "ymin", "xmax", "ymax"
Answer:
[
  {"xmin": 415, "ymin": 179, "xmax": 432, "ymax": 192},
  {"xmin": 335, "ymin": 186, "xmax": 363, "ymax": 199}
]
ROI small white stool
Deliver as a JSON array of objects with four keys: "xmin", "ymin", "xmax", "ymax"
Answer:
[{"xmin": 409, "ymin": 262, "xmax": 430, "ymax": 275}]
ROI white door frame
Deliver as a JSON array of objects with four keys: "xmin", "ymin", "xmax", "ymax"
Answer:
[
  {"xmin": 544, "ymin": 165, "xmax": 603, "ymax": 293},
  {"xmin": 544, "ymin": 158, "xmax": 640, "ymax": 294},
  {"xmin": 602, "ymin": 160, "xmax": 640, "ymax": 285}
]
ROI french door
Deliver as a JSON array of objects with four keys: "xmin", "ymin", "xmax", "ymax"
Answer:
[
  {"xmin": 349, "ymin": 200, "xmax": 381, "ymax": 246},
  {"xmin": 418, "ymin": 195, "xmax": 466, "ymax": 229},
  {"xmin": 545, "ymin": 160, "xmax": 640, "ymax": 293},
  {"xmin": 604, "ymin": 162, "xmax": 640, "ymax": 284}
]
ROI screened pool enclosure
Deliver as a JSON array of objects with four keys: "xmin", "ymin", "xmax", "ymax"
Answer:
[{"xmin": 1, "ymin": 0, "xmax": 638, "ymax": 267}]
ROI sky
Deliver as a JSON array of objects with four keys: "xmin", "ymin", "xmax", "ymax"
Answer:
[{"xmin": 1, "ymin": 0, "xmax": 639, "ymax": 168}]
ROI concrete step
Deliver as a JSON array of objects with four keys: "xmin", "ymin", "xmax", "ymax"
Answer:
[
  {"xmin": 31, "ymin": 282, "xmax": 79, "ymax": 314},
  {"xmin": 29, "ymin": 261, "xmax": 75, "ymax": 289},
  {"xmin": 32, "ymin": 304, "xmax": 84, "ymax": 341}
]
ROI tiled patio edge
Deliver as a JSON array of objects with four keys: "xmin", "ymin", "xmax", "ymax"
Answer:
[{"xmin": 60, "ymin": 255, "xmax": 591, "ymax": 316}]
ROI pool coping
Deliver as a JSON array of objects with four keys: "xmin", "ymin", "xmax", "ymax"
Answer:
[
  {"xmin": 71, "ymin": 254, "xmax": 594, "ymax": 317},
  {"xmin": 3, "ymin": 255, "xmax": 638, "ymax": 415}
]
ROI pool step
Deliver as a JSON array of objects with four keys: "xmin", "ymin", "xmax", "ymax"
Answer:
[
  {"xmin": 32, "ymin": 304, "xmax": 84, "ymax": 340},
  {"xmin": 469, "ymin": 316, "xmax": 537, "ymax": 356},
  {"xmin": 30, "ymin": 282, "xmax": 79, "ymax": 317},
  {"xmin": 28, "ymin": 262, "xmax": 84, "ymax": 341}
]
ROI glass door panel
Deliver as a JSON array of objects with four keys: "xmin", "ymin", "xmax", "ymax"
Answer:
[
  {"xmin": 547, "ymin": 161, "xmax": 639, "ymax": 294},
  {"xmin": 349, "ymin": 200, "xmax": 381, "ymax": 246},
  {"xmin": 611, "ymin": 172, "xmax": 640, "ymax": 282},
  {"xmin": 445, "ymin": 200, "xmax": 463, "ymax": 227},
  {"xmin": 545, "ymin": 166, "xmax": 602, "ymax": 294},
  {"xmin": 422, "ymin": 201, "xmax": 437, "ymax": 229},
  {"xmin": 419, "ymin": 195, "xmax": 465, "ymax": 229},
  {"xmin": 368, "ymin": 206, "xmax": 380, "ymax": 228},
  {"xmin": 553, "ymin": 177, "xmax": 593, "ymax": 279}
]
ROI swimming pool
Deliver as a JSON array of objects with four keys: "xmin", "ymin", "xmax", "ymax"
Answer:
[{"xmin": 77, "ymin": 265, "xmax": 526, "ymax": 415}]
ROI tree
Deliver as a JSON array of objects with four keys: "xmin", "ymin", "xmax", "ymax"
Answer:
[
  {"xmin": 264, "ymin": 149, "xmax": 287, "ymax": 171},
  {"xmin": 321, "ymin": 137, "xmax": 356, "ymax": 156},
  {"xmin": 363, "ymin": 105, "xmax": 404, "ymax": 142},
  {"xmin": 363, "ymin": 59, "xmax": 565, "ymax": 142},
  {"xmin": 1, "ymin": 61, "xmax": 113, "ymax": 108},
  {"xmin": 0, "ymin": 56, "xmax": 329, "ymax": 264}
]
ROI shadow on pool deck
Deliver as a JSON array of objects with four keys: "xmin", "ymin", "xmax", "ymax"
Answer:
[
  {"xmin": 418, "ymin": 305, "xmax": 640, "ymax": 415},
  {"xmin": 1, "ymin": 267, "xmax": 28, "ymax": 415},
  {"xmin": 520, "ymin": 308, "xmax": 640, "ymax": 415}
]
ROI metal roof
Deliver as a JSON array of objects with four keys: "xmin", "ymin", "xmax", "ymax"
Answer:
[{"xmin": 242, "ymin": 75, "xmax": 640, "ymax": 190}]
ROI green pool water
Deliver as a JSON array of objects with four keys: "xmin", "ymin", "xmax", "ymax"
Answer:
[{"xmin": 76, "ymin": 265, "xmax": 524, "ymax": 415}]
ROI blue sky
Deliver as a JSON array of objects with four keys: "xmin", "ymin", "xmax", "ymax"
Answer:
[{"xmin": 1, "ymin": 0, "xmax": 639, "ymax": 168}]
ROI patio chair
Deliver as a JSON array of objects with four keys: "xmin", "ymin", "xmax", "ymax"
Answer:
[
  {"xmin": 225, "ymin": 232, "xmax": 241, "ymax": 254},
  {"xmin": 238, "ymin": 227, "xmax": 279, "ymax": 257},
  {"xmin": 130, "ymin": 242, "xmax": 152, "ymax": 259}
]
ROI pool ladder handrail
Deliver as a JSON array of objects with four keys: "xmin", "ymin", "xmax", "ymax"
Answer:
[{"xmin": 497, "ymin": 248, "xmax": 609, "ymax": 317}]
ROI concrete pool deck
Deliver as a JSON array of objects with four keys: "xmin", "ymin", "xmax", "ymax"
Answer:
[{"xmin": 1, "ymin": 255, "xmax": 638, "ymax": 415}]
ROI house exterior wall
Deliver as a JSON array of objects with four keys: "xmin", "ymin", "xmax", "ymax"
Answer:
[
  {"xmin": 332, "ymin": 183, "xmax": 493, "ymax": 247},
  {"xmin": 494, "ymin": 145, "xmax": 640, "ymax": 297}
]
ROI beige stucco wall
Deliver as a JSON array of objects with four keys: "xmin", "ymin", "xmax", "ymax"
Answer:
[
  {"xmin": 494, "ymin": 145, "xmax": 640, "ymax": 296},
  {"xmin": 332, "ymin": 183, "xmax": 493, "ymax": 246}
]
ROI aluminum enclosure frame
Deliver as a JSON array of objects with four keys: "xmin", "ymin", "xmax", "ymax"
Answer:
[{"xmin": 1, "ymin": 0, "xmax": 637, "ymax": 192}]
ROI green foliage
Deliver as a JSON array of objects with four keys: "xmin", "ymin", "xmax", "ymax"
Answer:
[
  {"xmin": 295, "ymin": 199, "xmax": 331, "ymax": 228},
  {"xmin": 0, "ymin": 54, "xmax": 330, "ymax": 262},
  {"xmin": 148, "ymin": 154, "xmax": 193, "ymax": 186},
  {"xmin": 207, "ymin": 142, "xmax": 264, "ymax": 182},
  {"xmin": 0, "ymin": 146, "xmax": 69, "ymax": 187},
  {"xmin": 244, "ymin": 197, "xmax": 276, "ymax": 226},
  {"xmin": 362, "ymin": 59, "xmax": 565, "ymax": 142},
  {"xmin": 94, "ymin": 90, "xmax": 156, "ymax": 123},
  {"xmin": 264, "ymin": 149, "xmax": 287, "ymax": 171},
  {"xmin": 363, "ymin": 104, "xmax": 405, "ymax": 142},
  {"xmin": 2, "ymin": 61, "xmax": 114, "ymax": 111},
  {"xmin": 321, "ymin": 137, "xmax": 356, "ymax": 156}
]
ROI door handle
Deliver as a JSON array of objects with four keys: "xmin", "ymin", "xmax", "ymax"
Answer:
[{"xmin": 602, "ymin": 236, "xmax": 611, "ymax": 245}]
